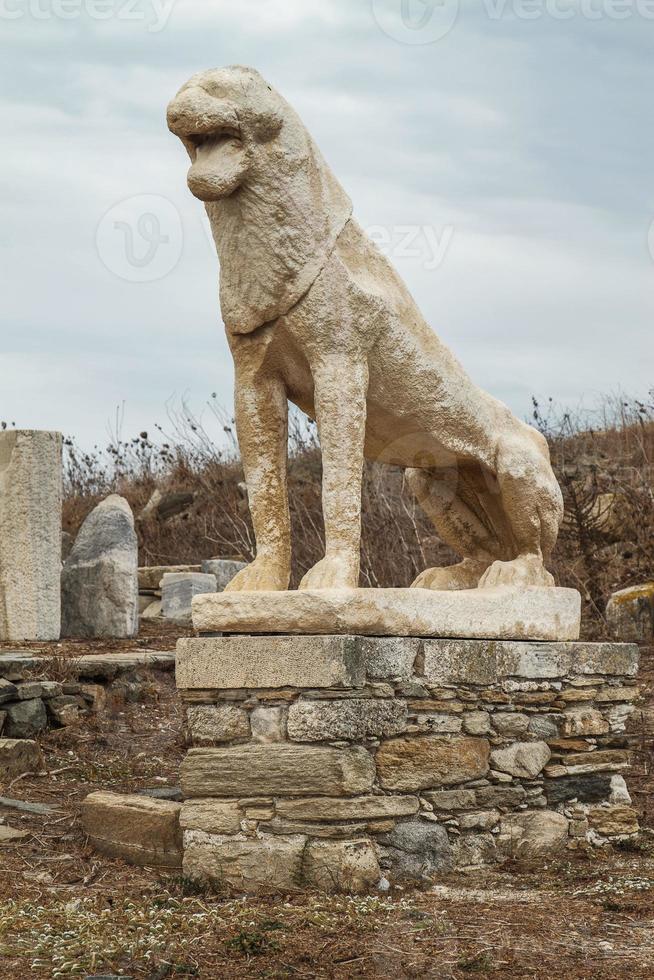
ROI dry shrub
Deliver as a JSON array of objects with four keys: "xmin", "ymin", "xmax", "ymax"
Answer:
[{"xmin": 62, "ymin": 392, "xmax": 653, "ymax": 639}]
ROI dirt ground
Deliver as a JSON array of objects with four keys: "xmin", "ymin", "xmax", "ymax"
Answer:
[{"xmin": 0, "ymin": 628, "xmax": 652, "ymax": 979}]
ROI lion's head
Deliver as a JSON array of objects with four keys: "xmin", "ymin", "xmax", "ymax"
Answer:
[
  {"xmin": 167, "ymin": 66, "xmax": 352, "ymax": 335},
  {"xmin": 167, "ymin": 66, "xmax": 285, "ymax": 202}
]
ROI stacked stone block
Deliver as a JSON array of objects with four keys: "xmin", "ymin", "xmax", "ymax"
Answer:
[{"xmin": 176, "ymin": 634, "xmax": 640, "ymax": 893}]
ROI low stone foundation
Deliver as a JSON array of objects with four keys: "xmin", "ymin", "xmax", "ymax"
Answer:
[{"xmin": 176, "ymin": 634, "xmax": 640, "ymax": 894}]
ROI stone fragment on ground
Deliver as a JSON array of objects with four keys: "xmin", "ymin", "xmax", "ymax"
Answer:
[
  {"xmin": 0, "ymin": 824, "xmax": 30, "ymax": 843},
  {"xmin": 0, "ymin": 738, "xmax": 43, "ymax": 779},
  {"xmin": 81, "ymin": 791, "xmax": 182, "ymax": 868},
  {"xmin": 138, "ymin": 564, "xmax": 202, "ymax": 591},
  {"xmin": 61, "ymin": 495, "xmax": 139, "ymax": 638}
]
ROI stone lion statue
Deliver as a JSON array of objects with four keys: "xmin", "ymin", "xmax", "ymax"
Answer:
[{"xmin": 167, "ymin": 66, "xmax": 564, "ymax": 593}]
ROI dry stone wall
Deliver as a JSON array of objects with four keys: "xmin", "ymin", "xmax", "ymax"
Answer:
[{"xmin": 176, "ymin": 634, "xmax": 640, "ymax": 893}]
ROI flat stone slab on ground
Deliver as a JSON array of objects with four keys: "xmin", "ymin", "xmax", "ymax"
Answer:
[
  {"xmin": 191, "ymin": 586, "xmax": 581, "ymax": 641},
  {"xmin": 0, "ymin": 650, "xmax": 175, "ymax": 681},
  {"xmin": 82, "ymin": 791, "xmax": 182, "ymax": 868}
]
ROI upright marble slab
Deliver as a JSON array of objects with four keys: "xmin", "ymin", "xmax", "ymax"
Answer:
[{"xmin": 0, "ymin": 430, "xmax": 62, "ymax": 642}]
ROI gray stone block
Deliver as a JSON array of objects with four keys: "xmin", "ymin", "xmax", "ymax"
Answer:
[
  {"xmin": 176, "ymin": 635, "xmax": 366, "ymax": 691},
  {"xmin": 201, "ymin": 558, "xmax": 247, "ymax": 591},
  {"xmin": 379, "ymin": 820, "xmax": 453, "ymax": 879},
  {"xmin": 3, "ymin": 698, "xmax": 48, "ymax": 738},
  {"xmin": 358, "ymin": 637, "xmax": 420, "ymax": 680},
  {"xmin": 181, "ymin": 744, "xmax": 375, "ymax": 798},
  {"xmin": 287, "ymin": 698, "xmax": 407, "ymax": 742},
  {"xmin": 423, "ymin": 639, "xmax": 638, "ymax": 686},
  {"xmin": 0, "ymin": 430, "xmax": 62, "ymax": 642},
  {"xmin": 61, "ymin": 495, "xmax": 138, "ymax": 639},
  {"xmin": 162, "ymin": 573, "xmax": 217, "ymax": 621}
]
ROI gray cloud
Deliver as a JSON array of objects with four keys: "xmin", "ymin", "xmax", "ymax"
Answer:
[{"xmin": 1, "ymin": 0, "xmax": 652, "ymax": 446}]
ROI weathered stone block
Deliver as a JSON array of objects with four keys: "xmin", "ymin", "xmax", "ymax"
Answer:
[
  {"xmin": 463, "ymin": 711, "xmax": 491, "ymax": 735},
  {"xmin": 422, "ymin": 788, "xmax": 477, "ymax": 810},
  {"xmin": 606, "ymin": 583, "xmax": 654, "ymax": 644},
  {"xmin": 379, "ymin": 820, "xmax": 453, "ymax": 879},
  {"xmin": 571, "ymin": 642, "xmax": 639, "ymax": 677},
  {"xmin": 176, "ymin": 635, "xmax": 366, "ymax": 690},
  {"xmin": 3, "ymin": 698, "xmax": 47, "ymax": 739},
  {"xmin": 452, "ymin": 832, "xmax": 497, "ymax": 868},
  {"xmin": 498, "ymin": 810, "xmax": 568, "ymax": 857},
  {"xmin": 474, "ymin": 784, "xmax": 527, "ymax": 809},
  {"xmin": 588, "ymin": 804, "xmax": 639, "ymax": 837},
  {"xmin": 162, "ymin": 572, "xmax": 217, "ymax": 622},
  {"xmin": 0, "ymin": 738, "xmax": 42, "ymax": 779},
  {"xmin": 528, "ymin": 714, "xmax": 561, "ymax": 739},
  {"xmin": 544, "ymin": 773, "xmax": 612, "ymax": 805},
  {"xmin": 250, "ymin": 706, "xmax": 286, "ymax": 743},
  {"xmin": 490, "ymin": 741, "xmax": 551, "ymax": 778},
  {"xmin": 303, "ymin": 839, "xmax": 380, "ymax": 893},
  {"xmin": 191, "ymin": 588, "xmax": 580, "ymax": 640},
  {"xmin": 376, "ymin": 736, "xmax": 489, "ymax": 791},
  {"xmin": 61, "ymin": 495, "xmax": 138, "ymax": 639},
  {"xmin": 179, "ymin": 799, "xmax": 241, "ymax": 835},
  {"xmin": 561, "ymin": 707, "xmax": 609, "ymax": 736},
  {"xmin": 492, "ymin": 712, "xmax": 530, "ymax": 737},
  {"xmin": 459, "ymin": 809, "xmax": 501, "ymax": 831},
  {"xmin": 201, "ymin": 558, "xmax": 247, "ymax": 591},
  {"xmin": 0, "ymin": 680, "xmax": 18, "ymax": 705},
  {"xmin": 287, "ymin": 698, "xmax": 406, "ymax": 742},
  {"xmin": 359, "ymin": 637, "xmax": 420, "ymax": 680},
  {"xmin": 0, "ymin": 430, "xmax": 62, "ymax": 642},
  {"xmin": 81, "ymin": 791, "xmax": 182, "ymax": 868},
  {"xmin": 46, "ymin": 695, "xmax": 81, "ymax": 726},
  {"xmin": 275, "ymin": 795, "xmax": 419, "ymax": 822},
  {"xmin": 16, "ymin": 681, "xmax": 62, "ymax": 701},
  {"xmin": 183, "ymin": 830, "xmax": 305, "ymax": 894},
  {"xmin": 138, "ymin": 564, "xmax": 201, "ymax": 590},
  {"xmin": 186, "ymin": 705, "xmax": 250, "ymax": 745},
  {"xmin": 181, "ymin": 744, "xmax": 375, "ymax": 798}
]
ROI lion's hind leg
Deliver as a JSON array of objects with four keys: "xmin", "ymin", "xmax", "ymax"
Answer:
[
  {"xmin": 478, "ymin": 433, "xmax": 563, "ymax": 589},
  {"xmin": 407, "ymin": 466, "xmax": 508, "ymax": 591}
]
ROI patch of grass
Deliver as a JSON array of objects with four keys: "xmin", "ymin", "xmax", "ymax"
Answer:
[
  {"xmin": 225, "ymin": 929, "xmax": 279, "ymax": 957},
  {"xmin": 458, "ymin": 951, "xmax": 496, "ymax": 972}
]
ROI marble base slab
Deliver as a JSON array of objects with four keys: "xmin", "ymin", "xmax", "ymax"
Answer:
[{"xmin": 191, "ymin": 587, "xmax": 581, "ymax": 642}]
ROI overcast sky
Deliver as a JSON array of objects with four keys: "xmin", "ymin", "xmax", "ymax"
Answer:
[{"xmin": 2, "ymin": 0, "xmax": 653, "ymax": 449}]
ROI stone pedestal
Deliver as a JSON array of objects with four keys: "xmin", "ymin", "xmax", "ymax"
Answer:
[
  {"xmin": 0, "ymin": 430, "xmax": 62, "ymax": 642},
  {"xmin": 176, "ymin": 634, "xmax": 640, "ymax": 894}
]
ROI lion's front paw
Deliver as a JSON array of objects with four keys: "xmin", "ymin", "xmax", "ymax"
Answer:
[
  {"xmin": 478, "ymin": 555, "xmax": 555, "ymax": 589},
  {"xmin": 299, "ymin": 553, "xmax": 359, "ymax": 591},
  {"xmin": 223, "ymin": 556, "xmax": 290, "ymax": 592}
]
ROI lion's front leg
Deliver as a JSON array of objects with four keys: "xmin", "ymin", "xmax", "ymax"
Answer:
[
  {"xmin": 224, "ymin": 366, "xmax": 291, "ymax": 593},
  {"xmin": 299, "ymin": 355, "xmax": 368, "ymax": 591}
]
